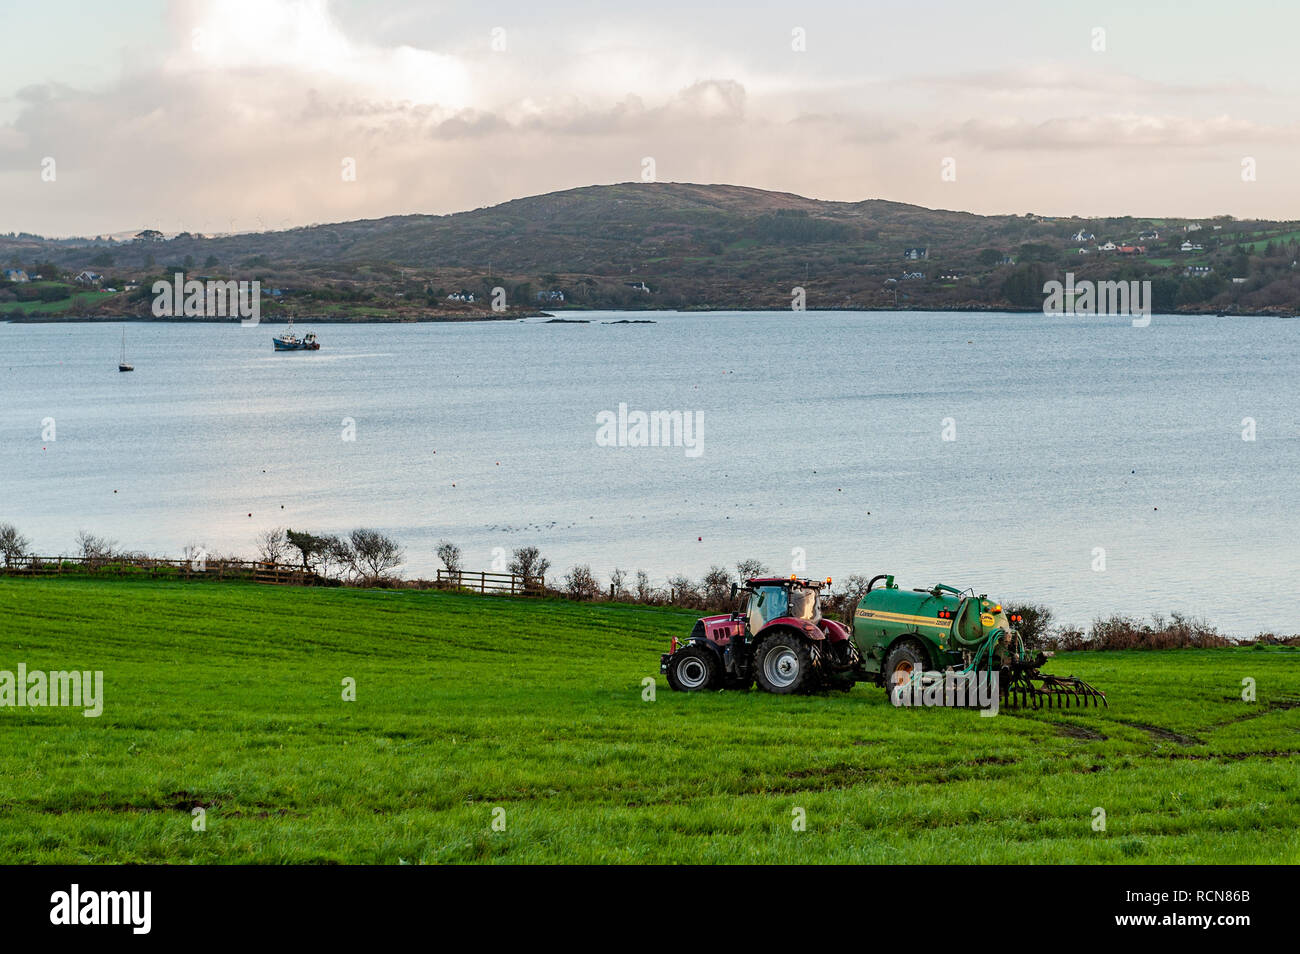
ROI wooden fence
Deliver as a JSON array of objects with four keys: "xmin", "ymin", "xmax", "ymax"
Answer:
[
  {"xmin": 0, "ymin": 555, "xmax": 326, "ymax": 586},
  {"xmin": 1, "ymin": 556, "xmax": 538, "ymax": 595},
  {"xmin": 435, "ymin": 569, "xmax": 544, "ymax": 596}
]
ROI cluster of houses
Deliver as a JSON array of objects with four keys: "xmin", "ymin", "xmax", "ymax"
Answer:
[
  {"xmin": 2, "ymin": 267, "xmax": 133, "ymax": 290},
  {"xmin": 1073, "ymin": 227, "xmax": 1206, "ymax": 257},
  {"xmin": 1068, "ymin": 221, "xmax": 1230, "ymax": 278},
  {"xmin": 536, "ymin": 290, "xmax": 565, "ymax": 303},
  {"xmin": 445, "ymin": 291, "xmax": 476, "ymax": 303},
  {"xmin": 1072, "ymin": 222, "xmax": 1226, "ymax": 257}
]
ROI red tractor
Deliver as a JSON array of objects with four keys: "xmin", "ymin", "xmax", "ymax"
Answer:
[{"xmin": 660, "ymin": 576, "xmax": 858, "ymax": 693}]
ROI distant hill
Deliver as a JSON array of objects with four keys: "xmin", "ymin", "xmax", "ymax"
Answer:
[{"xmin": 5, "ymin": 182, "xmax": 1300, "ymax": 316}]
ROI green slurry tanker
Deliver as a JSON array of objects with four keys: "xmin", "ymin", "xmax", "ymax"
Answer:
[{"xmin": 660, "ymin": 573, "xmax": 1105, "ymax": 708}]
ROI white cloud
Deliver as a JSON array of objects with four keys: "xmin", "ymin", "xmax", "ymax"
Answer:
[{"xmin": 170, "ymin": 0, "xmax": 472, "ymax": 108}]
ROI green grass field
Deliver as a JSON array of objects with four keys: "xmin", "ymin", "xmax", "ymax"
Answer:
[
  {"xmin": 5, "ymin": 289, "xmax": 117, "ymax": 315},
  {"xmin": 1, "ymin": 578, "xmax": 1297, "ymax": 864}
]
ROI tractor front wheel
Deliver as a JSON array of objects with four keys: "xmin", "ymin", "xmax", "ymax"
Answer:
[
  {"xmin": 666, "ymin": 645, "xmax": 719, "ymax": 692},
  {"xmin": 754, "ymin": 632, "xmax": 818, "ymax": 694}
]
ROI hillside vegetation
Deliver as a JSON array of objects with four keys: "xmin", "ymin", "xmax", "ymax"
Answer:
[
  {"xmin": 5, "ymin": 183, "xmax": 1300, "ymax": 317},
  {"xmin": 2, "ymin": 578, "xmax": 1297, "ymax": 864}
]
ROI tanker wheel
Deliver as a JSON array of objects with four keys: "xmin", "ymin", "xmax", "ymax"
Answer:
[
  {"xmin": 666, "ymin": 646, "xmax": 719, "ymax": 692},
  {"xmin": 883, "ymin": 639, "xmax": 929, "ymax": 694},
  {"xmin": 754, "ymin": 632, "xmax": 817, "ymax": 694}
]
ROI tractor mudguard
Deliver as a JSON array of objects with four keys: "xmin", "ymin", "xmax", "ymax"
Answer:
[
  {"xmin": 817, "ymin": 618, "xmax": 851, "ymax": 642},
  {"xmin": 758, "ymin": 617, "xmax": 826, "ymax": 641},
  {"xmin": 685, "ymin": 636, "xmax": 724, "ymax": 659}
]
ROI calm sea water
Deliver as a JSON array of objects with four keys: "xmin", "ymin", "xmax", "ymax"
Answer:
[{"xmin": 1, "ymin": 311, "xmax": 1297, "ymax": 634}]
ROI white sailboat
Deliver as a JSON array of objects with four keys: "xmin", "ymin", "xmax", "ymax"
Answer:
[{"xmin": 118, "ymin": 326, "xmax": 134, "ymax": 372}]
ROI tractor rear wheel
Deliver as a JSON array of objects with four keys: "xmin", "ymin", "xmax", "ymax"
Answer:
[
  {"xmin": 754, "ymin": 632, "xmax": 818, "ymax": 694},
  {"xmin": 666, "ymin": 645, "xmax": 719, "ymax": 692},
  {"xmin": 883, "ymin": 638, "xmax": 929, "ymax": 693}
]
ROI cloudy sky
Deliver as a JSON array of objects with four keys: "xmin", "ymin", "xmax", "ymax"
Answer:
[{"xmin": 3, "ymin": 0, "xmax": 1299, "ymax": 235}]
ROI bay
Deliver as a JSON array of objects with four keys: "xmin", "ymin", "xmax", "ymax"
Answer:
[{"xmin": 1, "ymin": 310, "xmax": 1296, "ymax": 635}]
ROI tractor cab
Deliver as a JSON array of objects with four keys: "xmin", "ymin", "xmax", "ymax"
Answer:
[{"xmin": 737, "ymin": 577, "xmax": 824, "ymax": 635}]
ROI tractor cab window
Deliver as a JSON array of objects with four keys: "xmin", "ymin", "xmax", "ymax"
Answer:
[
  {"xmin": 788, "ymin": 586, "xmax": 820, "ymax": 621},
  {"xmin": 748, "ymin": 585, "xmax": 788, "ymax": 630}
]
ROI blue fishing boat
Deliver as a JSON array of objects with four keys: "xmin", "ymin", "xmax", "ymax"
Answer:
[{"xmin": 272, "ymin": 318, "xmax": 320, "ymax": 351}]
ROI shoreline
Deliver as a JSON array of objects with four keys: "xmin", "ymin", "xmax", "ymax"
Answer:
[
  {"xmin": 5, "ymin": 306, "xmax": 1297, "ymax": 324},
  {"xmin": 3, "ymin": 312, "xmax": 547, "ymax": 324}
]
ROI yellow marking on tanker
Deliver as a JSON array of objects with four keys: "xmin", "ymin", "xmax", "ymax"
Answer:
[
  {"xmin": 980, "ymin": 613, "xmax": 996, "ymax": 627},
  {"xmin": 855, "ymin": 609, "xmax": 951, "ymax": 630}
]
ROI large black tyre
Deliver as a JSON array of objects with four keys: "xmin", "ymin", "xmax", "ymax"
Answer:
[
  {"xmin": 883, "ymin": 638, "xmax": 929, "ymax": 694},
  {"xmin": 753, "ymin": 631, "xmax": 819, "ymax": 694},
  {"xmin": 665, "ymin": 645, "xmax": 719, "ymax": 692}
]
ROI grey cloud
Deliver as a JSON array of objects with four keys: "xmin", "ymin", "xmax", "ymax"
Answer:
[{"xmin": 936, "ymin": 114, "xmax": 1300, "ymax": 151}]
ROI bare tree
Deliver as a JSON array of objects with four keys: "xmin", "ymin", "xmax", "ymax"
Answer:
[
  {"xmin": 256, "ymin": 527, "xmax": 288, "ymax": 564},
  {"xmin": 609, "ymin": 567, "xmax": 628, "ymax": 600},
  {"xmin": 0, "ymin": 523, "xmax": 30, "ymax": 567},
  {"xmin": 634, "ymin": 570, "xmax": 655, "ymax": 603},
  {"xmin": 349, "ymin": 528, "xmax": 405, "ymax": 582},
  {"xmin": 75, "ymin": 530, "xmax": 116, "ymax": 563},
  {"xmin": 508, "ymin": 546, "xmax": 550, "ymax": 586},
  {"xmin": 826, "ymin": 573, "xmax": 874, "ymax": 622},
  {"xmin": 563, "ymin": 564, "xmax": 600, "ymax": 601},
  {"xmin": 701, "ymin": 565, "xmax": 733, "ymax": 609},
  {"xmin": 323, "ymin": 535, "xmax": 355, "ymax": 581},
  {"xmin": 436, "ymin": 540, "xmax": 463, "ymax": 579},
  {"xmin": 666, "ymin": 574, "xmax": 699, "ymax": 607},
  {"xmin": 735, "ymin": 558, "xmax": 769, "ymax": 581},
  {"xmin": 1004, "ymin": 602, "xmax": 1055, "ymax": 651}
]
